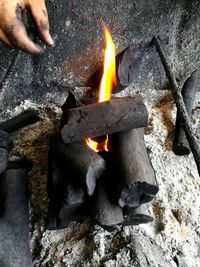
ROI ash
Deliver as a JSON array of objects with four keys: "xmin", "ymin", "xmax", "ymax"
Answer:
[{"xmin": 8, "ymin": 88, "xmax": 200, "ymax": 267}]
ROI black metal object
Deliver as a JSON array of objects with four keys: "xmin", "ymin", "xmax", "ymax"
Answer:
[
  {"xmin": 0, "ymin": 109, "xmax": 40, "ymax": 134},
  {"xmin": 153, "ymin": 36, "xmax": 200, "ymax": 176},
  {"xmin": 173, "ymin": 70, "xmax": 199, "ymax": 155},
  {"xmin": 0, "ymin": 159, "xmax": 33, "ymax": 267}
]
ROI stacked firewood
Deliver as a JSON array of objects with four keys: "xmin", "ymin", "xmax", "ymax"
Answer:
[{"xmin": 47, "ymin": 92, "xmax": 159, "ymax": 230}]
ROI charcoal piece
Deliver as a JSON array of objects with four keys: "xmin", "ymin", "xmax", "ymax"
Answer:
[
  {"xmin": 173, "ymin": 70, "xmax": 199, "ymax": 155},
  {"xmin": 0, "ymin": 162, "xmax": 33, "ymax": 267},
  {"xmin": 0, "ymin": 131, "xmax": 13, "ymax": 174},
  {"xmin": 123, "ymin": 203, "xmax": 154, "ymax": 226},
  {"xmin": 61, "ymin": 91, "xmax": 80, "ymax": 111},
  {"xmin": 0, "ymin": 109, "xmax": 40, "ymax": 134},
  {"xmin": 91, "ymin": 177, "xmax": 124, "ymax": 227},
  {"xmin": 0, "ymin": 148, "xmax": 9, "ymax": 174},
  {"xmin": 0, "ymin": 130, "xmax": 13, "ymax": 149},
  {"xmin": 49, "ymin": 135, "xmax": 106, "ymax": 196},
  {"xmin": 88, "ymin": 44, "xmax": 148, "ymax": 93},
  {"xmin": 61, "ymin": 96, "xmax": 148, "ymax": 144},
  {"xmin": 110, "ymin": 128, "xmax": 159, "ymax": 208},
  {"xmin": 47, "ymin": 154, "xmax": 86, "ymax": 230},
  {"xmin": 115, "ymin": 44, "xmax": 148, "ymax": 92}
]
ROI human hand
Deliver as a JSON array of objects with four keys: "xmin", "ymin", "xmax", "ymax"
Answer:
[{"xmin": 0, "ymin": 0, "xmax": 54, "ymax": 54}]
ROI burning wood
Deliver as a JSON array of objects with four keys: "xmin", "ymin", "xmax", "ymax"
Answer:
[
  {"xmin": 47, "ymin": 25, "xmax": 157, "ymax": 230},
  {"xmin": 61, "ymin": 96, "xmax": 148, "ymax": 144}
]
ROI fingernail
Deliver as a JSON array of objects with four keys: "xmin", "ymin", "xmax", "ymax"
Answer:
[{"xmin": 48, "ymin": 34, "xmax": 54, "ymax": 46}]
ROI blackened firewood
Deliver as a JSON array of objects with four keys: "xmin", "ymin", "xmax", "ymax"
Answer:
[
  {"xmin": 49, "ymin": 135, "xmax": 106, "ymax": 196},
  {"xmin": 123, "ymin": 203, "xmax": 153, "ymax": 226},
  {"xmin": 0, "ymin": 148, "xmax": 9, "ymax": 174},
  {"xmin": 115, "ymin": 44, "xmax": 149, "ymax": 93},
  {"xmin": 0, "ymin": 131, "xmax": 13, "ymax": 174},
  {"xmin": 110, "ymin": 128, "xmax": 159, "ymax": 208},
  {"xmin": 0, "ymin": 109, "xmax": 40, "ymax": 134},
  {"xmin": 173, "ymin": 70, "xmax": 199, "ymax": 155},
  {"xmin": 88, "ymin": 44, "xmax": 149, "ymax": 94},
  {"xmin": 153, "ymin": 36, "xmax": 200, "ymax": 176},
  {"xmin": 0, "ymin": 130, "xmax": 13, "ymax": 149},
  {"xmin": 61, "ymin": 91, "xmax": 80, "ymax": 111},
  {"xmin": 46, "ymin": 154, "xmax": 86, "ymax": 230},
  {"xmin": 0, "ymin": 161, "xmax": 33, "ymax": 267},
  {"xmin": 91, "ymin": 176, "xmax": 124, "ymax": 228},
  {"xmin": 61, "ymin": 96, "xmax": 148, "ymax": 144}
]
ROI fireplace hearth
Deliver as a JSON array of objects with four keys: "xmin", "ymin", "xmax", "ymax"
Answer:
[{"xmin": 0, "ymin": 1, "xmax": 199, "ymax": 266}]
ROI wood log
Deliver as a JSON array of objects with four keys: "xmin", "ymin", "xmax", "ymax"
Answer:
[
  {"xmin": 61, "ymin": 96, "xmax": 148, "ymax": 144},
  {"xmin": 87, "ymin": 43, "xmax": 149, "ymax": 94},
  {"xmin": 49, "ymin": 135, "xmax": 106, "ymax": 196},
  {"xmin": 46, "ymin": 154, "xmax": 86, "ymax": 230},
  {"xmin": 123, "ymin": 203, "xmax": 153, "ymax": 226},
  {"xmin": 91, "ymin": 175, "xmax": 124, "ymax": 228},
  {"xmin": 0, "ymin": 161, "xmax": 33, "ymax": 267},
  {"xmin": 173, "ymin": 70, "xmax": 199, "ymax": 155},
  {"xmin": 0, "ymin": 109, "xmax": 40, "ymax": 134},
  {"xmin": 110, "ymin": 128, "xmax": 159, "ymax": 208},
  {"xmin": 0, "ymin": 131, "xmax": 13, "ymax": 174},
  {"xmin": 0, "ymin": 148, "xmax": 9, "ymax": 174}
]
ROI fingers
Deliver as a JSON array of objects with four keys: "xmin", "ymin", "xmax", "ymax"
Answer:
[
  {"xmin": 6, "ymin": 20, "xmax": 44, "ymax": 54},
  {"xmin": 0, "ymin": 28, "xmax": 13, "ymax": 47},
  {"xmin": 28, "ymin": 0, "xmax": 54, "ymax": 46},
  {"xmin": 0, "ymin": 1, "xmax": 44, "ymax": 54}
]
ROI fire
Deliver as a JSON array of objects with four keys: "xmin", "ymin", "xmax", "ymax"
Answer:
[
  {"xmin": 98, "ymin": 25, "xmax": 117, "ymax": 102},
  {"xmin": 86, "ymin": 25, "xmax": 116, "ymax": 152},
  {"xmin": 86, "ymin": 136, "xmax": 109, "ymax": 153}
]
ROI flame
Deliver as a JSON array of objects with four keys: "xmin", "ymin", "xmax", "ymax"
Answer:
[
  {"xmin": 86, "ymin": 25, "xmax": 116, "ymax": 152},
  {"xmin": 86, "ymin": 136, "xmax": 109, "ymax": 153},
  {"xmin": 98, "ymin": 25, "xmax": 117, "ymax": 102}
]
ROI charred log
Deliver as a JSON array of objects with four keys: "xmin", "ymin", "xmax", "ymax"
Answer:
[
  {"xmin": 46, "ymin": 154, "xmax": 86, "ymax": 230},
  {"xmin": 61, "ymin": 96, "xmax": 148, "ymax": 144},
  {"xmin": 0, "ymin": 109, "xmax": 40, "ymax": 134},
  {"xmin": 123, "ymin": 203, "xmax": 153, "ymax": 226},
  {"xmin": 88, "ymin": 43, "xmax": 149, "ymax": 94},
  {"xmin": 173, "ymin": 70, "xmax": 199, "ymax": 155},
  {"xmin": 49, "ymin": 135, "xmax": 106, "ymax": 196},
  {"xmin": 91, "ymin": 175, "xmax": 124, "ymax": 228},
  {"xmin": 110, "ymin": 128, "xmax": 158, "ymax": 208},
  {"xmin": 0, "ymin": 160, "xmax": 33, "ymax": 267},
  {"xmin": 0, "ymin": 131, "xmax": 13, "ymax": 174}
]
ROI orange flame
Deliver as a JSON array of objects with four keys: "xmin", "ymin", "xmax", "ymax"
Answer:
[
  {"xmin": 86, "ymin": 25, "xmax": 116, "ymax": 152},
  {"xmin": 98, "ymin": 25, "xmax": 117, "ymax": 102}
]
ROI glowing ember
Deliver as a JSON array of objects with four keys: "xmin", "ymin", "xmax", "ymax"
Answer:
[
  {"xmin": 86, "ymin": 136, "xmax": 109, "ymax": 153},
  {"xmin": 86, "ymin": 25, "xmax": 116, "ymax": 152}
]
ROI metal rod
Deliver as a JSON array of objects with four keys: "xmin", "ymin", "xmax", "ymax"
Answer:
[{"xmin": 153, "ymin": 36, "xmax": 200, "ymax": 176}]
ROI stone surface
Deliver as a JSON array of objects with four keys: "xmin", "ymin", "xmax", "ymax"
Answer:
[{"xmin": 0, "ymin": 0, "xmax": 200, "ymax": 112}]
